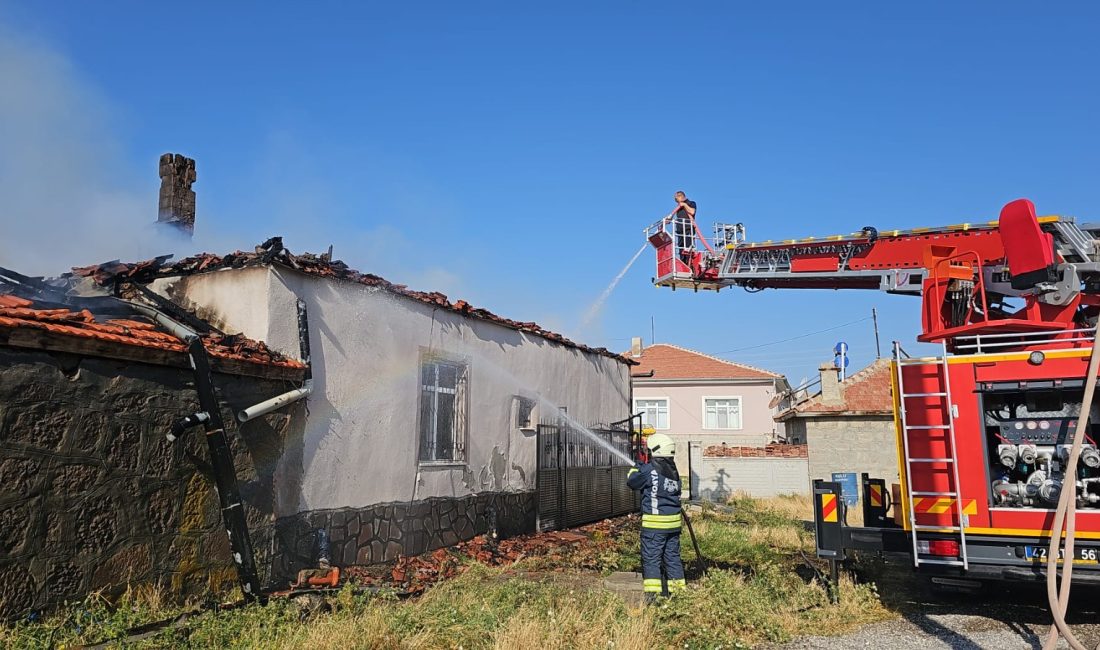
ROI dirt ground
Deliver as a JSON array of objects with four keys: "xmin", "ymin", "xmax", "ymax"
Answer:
[{"xmin": 775, "ymin": 561, "xmax": 1100, "ymax": 649}]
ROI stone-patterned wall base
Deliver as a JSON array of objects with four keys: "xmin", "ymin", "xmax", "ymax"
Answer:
[{"xmin": 272, "ymin": 491, "xmax": 536, "ymax": 581}]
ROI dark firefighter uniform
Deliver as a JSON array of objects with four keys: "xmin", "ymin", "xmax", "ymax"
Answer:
[{"xmin": 627, "ymin": 453, "xmax": 685, "ymax": 596}]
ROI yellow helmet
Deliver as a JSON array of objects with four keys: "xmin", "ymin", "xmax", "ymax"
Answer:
[{"xmin": 646, "ymin": 433, "xmax": 675, "ymax": 457}]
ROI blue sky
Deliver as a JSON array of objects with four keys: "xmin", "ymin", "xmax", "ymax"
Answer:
[{"xmin": 2, "ymin": 2, "xmax": 1098, "ymax": 383}]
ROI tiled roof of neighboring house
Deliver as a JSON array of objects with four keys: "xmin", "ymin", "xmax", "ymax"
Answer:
[
  {"xmin": 0, "ymin": 293, "xmax": 303, "ymax": 371},
  {"xmin": 627, "ymin": 343, "xmax": 781, "ymax": 380},
  {"xmin": 783, "ymin": 359, "xmax": 893, "ymax": 417},
  {"xmin": 68, "ymin": 237, "xmax": 634, "ymax": 366}
]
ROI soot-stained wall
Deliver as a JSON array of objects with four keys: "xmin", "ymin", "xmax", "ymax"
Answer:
[
  {"xmin": 0, "ymin": 347, "xmax": 304, "ymax": 618},
  {"xmin": 158, "ymin": 266, "xmax": 632, "ymax": 576}
]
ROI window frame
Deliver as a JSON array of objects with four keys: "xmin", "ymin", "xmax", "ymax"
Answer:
[
  {"xmin": 633, "ymin": 396, "xmax": 671, "ymax": 431},
  {"xmin": 416, "ymin": 350, "xmax": 470, "ymax": 466},
  {"xmin": 701, "ymin": 395, "xmax": 743, "ymax": 431},
  {"xmin": 513, "ymin": 394, "xmax": 537, "ymax": 431}
]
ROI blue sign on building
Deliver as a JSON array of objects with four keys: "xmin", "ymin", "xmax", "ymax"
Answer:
[{"xmin": 831, "ymin": 472, "xmax": 859, "ymax": 506}]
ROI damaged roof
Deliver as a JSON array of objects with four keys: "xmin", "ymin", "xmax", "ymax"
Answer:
[
  {"xmin": 0, "ymin": 293, "xmax": 304, "ymax": 376},
  {"xmin": 69, "ymin": 237, "xmax": 635, "ymax": 365},
  {"xmin": 627, "ymin": 343, "xmax": 781, "ymax": 380},
  {"xmin": 777, "ymin": 359, "xmax": 893, "ymax": 419}
]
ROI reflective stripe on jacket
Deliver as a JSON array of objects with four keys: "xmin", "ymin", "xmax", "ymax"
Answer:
[{"xmin": 626, "ymin": 461, "xmax": 682, "ymax": 528}]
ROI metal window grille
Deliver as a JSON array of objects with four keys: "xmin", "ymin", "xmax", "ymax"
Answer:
[{"xmin": 419, "ymin": 357, "xmax": 468, "ymax": 462}]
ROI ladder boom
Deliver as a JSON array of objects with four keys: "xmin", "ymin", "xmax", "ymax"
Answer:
[{"xmin": 646, "ymin": 201, "xmax": 1100, "ymax": 344}]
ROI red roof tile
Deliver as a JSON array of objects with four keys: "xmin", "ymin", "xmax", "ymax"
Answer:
[
  {"xmin": 628, "ymin": 343, "xmax": 781, "ymax": 380},
  {"xmin": 703, "ymin": 444, "xmax": 808, "ymax": 458},
  {"xmin": 788, "ymin": 359, "xmax": 893, "ymax": 415},
  {"xmin": 0, "ymin": 295, "xmax": 33, "ymax": 308},
  {"xmin": 0, "ymin": 294, "xmax": 304, "ymax": 369},
  {"xmin": 69, "ymin": 238, "xmax": 634, "ymax": 366}
]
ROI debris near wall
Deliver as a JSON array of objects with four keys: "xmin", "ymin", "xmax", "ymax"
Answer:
[
  {"xmin": 68, "ymin": 237, "xmax": 634, "ymax": 364},
  {"xmin": 344, "ymin": 516, "xmax": 635, "ymax": 594},
  {"xmin": 704, "ymin": 443, "xmax": 808, "ymax": 458}
]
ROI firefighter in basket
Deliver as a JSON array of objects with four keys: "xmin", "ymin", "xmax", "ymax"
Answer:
[{"xmin": 627, "ymin": 433, "xmax": 685, "ymax": 601}]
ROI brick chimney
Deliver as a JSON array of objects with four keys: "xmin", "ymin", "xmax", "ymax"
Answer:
[
  {"xmin": 631, "ymin": 336, "xmax": 644, "ymax": 357},
  {"xmin": 157, "ymin": 153, "xmax": 197, "ymax": 236},
  {"xmin": 818, "ymin": 362, "xmax": 843, "ymax": 406}
]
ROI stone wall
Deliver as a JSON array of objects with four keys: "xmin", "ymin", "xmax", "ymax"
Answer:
[
  {"xmin": 0, "ymin": 347, "xmax": 303, "ymax": 618},
  {"xmin": 272, "ymin": 491, "xmax": 536, "ymax": 580},
  {"xmin": 804, "ymin": 416, "xmax": 899, "ymax": 485}
]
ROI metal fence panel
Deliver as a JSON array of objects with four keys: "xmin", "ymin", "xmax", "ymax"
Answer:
[{"xmin": 536, "ymin": 418, "xmax": 637, "ymax": 532}]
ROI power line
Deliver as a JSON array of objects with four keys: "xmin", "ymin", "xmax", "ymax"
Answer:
[{"xmin": 711, "ymin": 316, "xmax": 873, "ymax": 355}]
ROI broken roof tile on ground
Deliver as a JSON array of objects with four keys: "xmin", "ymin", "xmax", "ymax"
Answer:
[
  {"xmin": 0, "ymin": 292, "xmax": 303, "ymax": 370},
  {"xmin": 343, "ymin": 516, "xmax": 635, "ymax": 594},
  {"xmin": 69, "ymin": 237, "xmax": 635, "ymax": 365}
]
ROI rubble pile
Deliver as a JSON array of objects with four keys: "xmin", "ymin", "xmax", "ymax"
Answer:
[
  {"xmin": 344, "ymin": 515, "xmax": 635, "ymax": 594},
  {"xmin": 704, "ymin": 443, "xmax": 808, "ymax": 458}
]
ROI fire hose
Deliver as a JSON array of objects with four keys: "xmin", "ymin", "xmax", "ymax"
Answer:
[
  {"xmin": 681, "ymin": 507, "xmax": 708, "ymax": 577},
  {"xmin": 663, "ymin": 209, "xmax": 717, "ymax": 255},
  {"xmin": 1044, "ymin": 331, "xmax": 1100, "ymax": 650}
]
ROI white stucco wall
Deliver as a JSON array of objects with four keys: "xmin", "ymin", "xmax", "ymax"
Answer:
[{"xmin": 157, "ymin": 266, "xmax": 632, "ymax": 518}]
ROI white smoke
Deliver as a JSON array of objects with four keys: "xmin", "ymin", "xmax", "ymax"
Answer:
[
  {"xmin": 0, "ymin": 27, "xmax": 170, "ymax": 275},
  {"xmin": 0, "ymin": 26, "xmax": 464, "ymax": 298}
]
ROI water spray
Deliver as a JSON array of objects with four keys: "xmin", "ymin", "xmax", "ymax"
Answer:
[
  {"xmin": 462, "ymin": 350, "xmax": 635, "ymax": 465},
  {"xmin": 578, "ymin": 243, "xmax": 650, "ymax": 331}
]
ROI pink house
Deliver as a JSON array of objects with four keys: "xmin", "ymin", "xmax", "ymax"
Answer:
[{"xmin": 628, "ymin": 340, "xmax": 788, "ymax": 474}]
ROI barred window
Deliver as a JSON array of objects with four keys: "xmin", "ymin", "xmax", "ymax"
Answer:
[{"xmin": 419, "ymin": 355, "xmax": 468, "ymax": 463}]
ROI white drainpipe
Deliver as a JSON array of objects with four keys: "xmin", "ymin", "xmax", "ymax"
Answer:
[{"xmin": 237, "ymin": 380, "xmax": 313, "ymax": 422}]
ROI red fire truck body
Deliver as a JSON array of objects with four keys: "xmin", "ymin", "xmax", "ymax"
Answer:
[
  {"xmin": 897, "ymin": 346, "xmax": 1100, "ymax": 578},
  {"xmin": 648, "ymin": 200, "xmax": 1100, "ymax": 582}
]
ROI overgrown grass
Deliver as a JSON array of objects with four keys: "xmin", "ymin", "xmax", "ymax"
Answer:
[{"xmin": 1, "ymin": 494, "xmax": 894, "ymax": 649}]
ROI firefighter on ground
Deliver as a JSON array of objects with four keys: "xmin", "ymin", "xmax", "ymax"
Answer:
[{"xmin": 627, "ymin": 433, "xmax": 685, "ymax": 600}]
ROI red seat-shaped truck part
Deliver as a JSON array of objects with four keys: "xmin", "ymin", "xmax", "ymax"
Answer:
[{"xmin": 998, "ymin": 198, "xmax": 1058, "ymax": 290}]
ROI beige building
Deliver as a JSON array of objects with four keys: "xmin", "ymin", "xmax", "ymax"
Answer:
[
  {"xmin": 628, "ymin": 340, "xmax": 787, "ymax": 474},
  {"xmin": 775, "ymin": 359, "xmax": 898, "ymax": 484}
]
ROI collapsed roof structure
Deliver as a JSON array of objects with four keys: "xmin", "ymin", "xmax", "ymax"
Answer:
[{"xmin": 64, "ymin": 236, "xmax": 631, "ymax": 365}]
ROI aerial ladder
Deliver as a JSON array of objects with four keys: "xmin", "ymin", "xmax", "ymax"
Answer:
[
  {"xmin": 647, "ymin": 201, "xmax": 1100, "ymax": 343},
  {"xmin": 648, "ymin": 200, "xmax": 1100, "ymax": 642}
]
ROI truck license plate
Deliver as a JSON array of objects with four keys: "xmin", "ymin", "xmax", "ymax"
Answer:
[{"xmin": 1025, "ymin": 545, "xmax": 1100, "ymax": 564}]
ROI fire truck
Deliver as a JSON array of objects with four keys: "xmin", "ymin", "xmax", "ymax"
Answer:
[{"xmin": 646, "ymin": 199, "xmax": 1100, "ymax": 588}]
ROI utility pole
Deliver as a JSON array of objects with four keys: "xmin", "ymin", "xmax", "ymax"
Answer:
[
  {"xmin": 651, "ymin": 316, "xmax": 655, "ymax": 346},
  {"xmin": 872, "ymin": 307, "xmax": 882, "ymax": 359}
]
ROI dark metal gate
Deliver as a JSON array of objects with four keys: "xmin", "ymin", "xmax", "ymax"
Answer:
[{"xmin": 536, "ymin": 416, "xmax": 638, "ymax": 532}]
